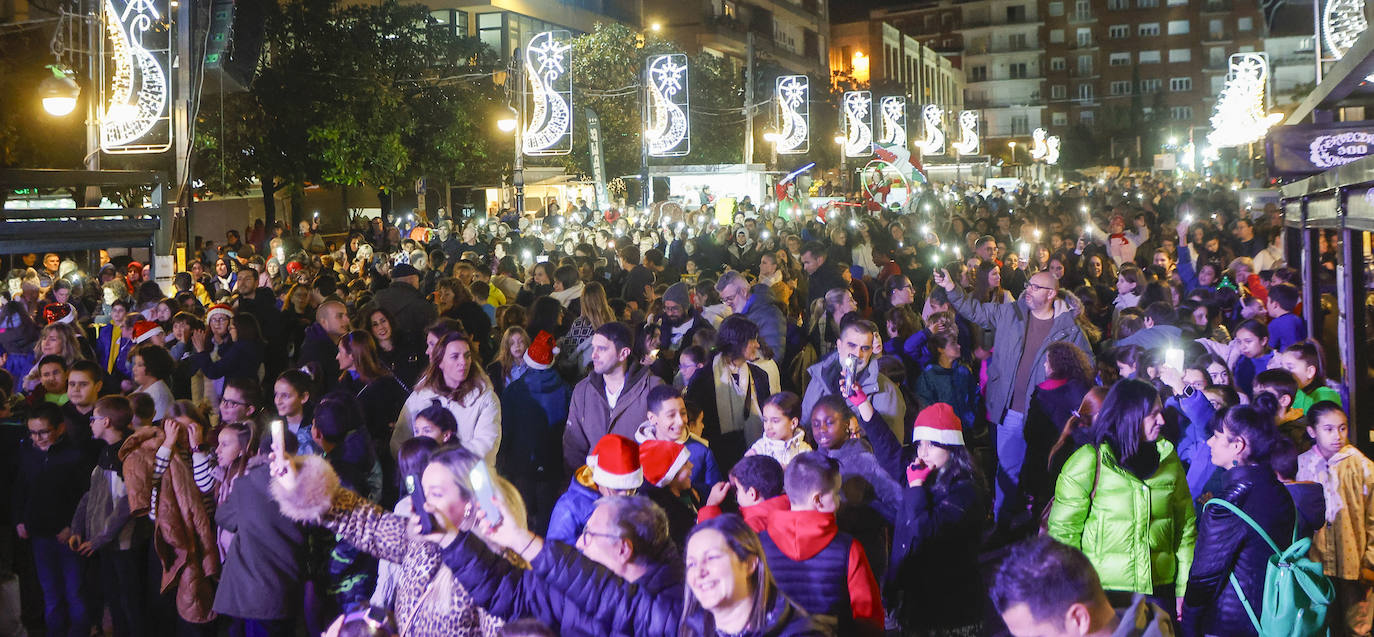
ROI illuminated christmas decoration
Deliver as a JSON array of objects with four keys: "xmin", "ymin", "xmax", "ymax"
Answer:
[
  {"xmin": 952, "ymin": 110, "xmax": 979, "ymax": 155},
  {"xmin": 775, "ymin": 75, "xmax": 809, "ymax": 154},
  {"xmin": 916, "ymin": 104, "xmax": 944, "ymax": 155},
  {"xmin": 842, "ymin": 90, "xmax": 873, "ymax": 157},
  {"xmin": 1030, "ymin": 128, "xmax": 1049, "ymax": 160},
  {"xmin": 523, "ymin": 30, "xmax": 573, "ymax": 156},
  {"xmin": 1047, "ymin": 135, "xmax": 1061, "ymax": 165},
  {"xmin": 1309, "ymin": 131, "xmax": 1374, "ymax": 168},
  {"xmin": 1324, "ymin": 0, "xmax": 1367, "ymax": 60},
  {"xmin": 1207, "ymin": 53, "xmax": 1283, "ymax": 148},
  {"xmin": 878, "ymin": 96, "xmax": 906, "ymax": 147},
  {"xmin": 645, "ymin": 53, "xmax": 689, "ymax": 157},
  {"xmin": 100, "ymin": 0, "xmax": 171, "ymax": 153}
]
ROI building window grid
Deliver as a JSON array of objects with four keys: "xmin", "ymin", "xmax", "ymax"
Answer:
[
  {"xmin": 1138, "ymin": 23, "xmax": 1160, "ymax": 36},
  {"xmin": 1169, "ymin": 77, "xmax": 1193, "ymax": 90},
  {"xmin": 1110, "ymin": 80, "xmax": 1132, "ymax": 95},
  {"xmin": 1167, "ymin": 19, "xmax": 1190, "ymax": 34},
  {"xmin": 1109, "ymin": 52, "xmax": 1131, "ymax": 65},
  {"xmin": 1108, "ymin": 24, "xmax": 1129, "ymax": 38},
  {"xmin": 1169, "ymin": 48, "xmax": 1191, "ymax": 62}
]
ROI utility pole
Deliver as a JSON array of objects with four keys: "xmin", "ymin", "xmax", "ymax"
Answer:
[
  {"xmin": 641, "ymin": 59, "xmax": 650, "ymax": 210},
  {"xmin": 512, "ymin": 48, "xmax": 525, "ymax": 215},
  {"xmin": 744, "ymin": 32, "xmax": 755, "ymax": 165}
]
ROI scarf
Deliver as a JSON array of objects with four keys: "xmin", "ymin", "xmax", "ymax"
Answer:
[
  {"xmin": 550, "ymin": 282, "xmax": 585, "ymax": 308},
  {"xmin": 712, "ymin": 355, "xmax": 761, "ymax": 437}
]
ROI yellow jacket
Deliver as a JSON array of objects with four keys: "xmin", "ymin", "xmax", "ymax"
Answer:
[{"xmin": 1296, "ymin": 444, "xmax": 1374, "ymax": 580}]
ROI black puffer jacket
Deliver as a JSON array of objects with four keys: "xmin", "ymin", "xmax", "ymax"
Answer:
[
  {"xmin": 1181, "ymin": 464, "xmax": 1298, "ymax": 637},
  {"xmin": 440, "ymin": 534, "xmax": 683, "ymax": 637}
]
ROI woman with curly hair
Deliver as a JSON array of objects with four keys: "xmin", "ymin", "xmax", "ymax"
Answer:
[
  {"xmin": 24, "ymin": 322, "xmax": 85, "ymax": 392},
  {"xmin": 391, "ymin": 331, "xmax": 500, "ymax": 465},
  {"xmin": 1021, "ymin": 340, "xmax": 1097, "ymax": 526}
]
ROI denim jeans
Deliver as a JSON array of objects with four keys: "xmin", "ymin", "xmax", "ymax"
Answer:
[
  {"xmin": 31, "ymin": 536, "xmax": 88, "ymax": 637},
  {"xmin": 98, "ymin": 543, "xmax": 146, "ymax": 637},
  {"xmin": 994, "ymin": 409, "xmax": 1028, "ymax": 525}
]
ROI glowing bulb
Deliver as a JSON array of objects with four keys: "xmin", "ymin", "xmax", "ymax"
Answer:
[
  {"xmin": 497, "ymin": 118, "xmax": 517, "ymax": 133},
  {"xmin": 761, "ymin": 230, "xmax": 771, "ymax": 240},
  {"xmin": 920, "ymin": 224, "xmax": 930, "ymax": 236},
  {"xmin": 42, "ymin": 96, "xmax": 77, "ymax": 117}
]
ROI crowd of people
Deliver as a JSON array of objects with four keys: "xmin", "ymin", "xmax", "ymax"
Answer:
[{"xmin": 0, "ymin": 174, "xmax": 1361, "ymax": 637}]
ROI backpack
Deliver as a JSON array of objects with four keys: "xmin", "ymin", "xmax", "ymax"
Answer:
[{"xmin": 1203, "ymin": 498, "xmax": 1334, "ymax": 637}]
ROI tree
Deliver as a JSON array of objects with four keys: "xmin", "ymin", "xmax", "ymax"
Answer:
[
  {"xmin": 0, "ymin": 29, "xmax": 87, "ymax": 169},
  {"xmin": 557, "ymin": 23, "xmax": 747, "ymax": 195},
  {"xmin": 194, "ymin": 0, "xmax": 504, "ymax": 225}
]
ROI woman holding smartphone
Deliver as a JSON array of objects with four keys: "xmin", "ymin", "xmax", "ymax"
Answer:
[{"xmin": 269, "ymin": 444, "xmax": 503, "ymax": 636}]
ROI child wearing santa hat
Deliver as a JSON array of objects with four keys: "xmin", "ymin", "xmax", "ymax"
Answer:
[
  {"xmin": 638, "ymin": 439, "xmax": 697, "ymax": 545},
  {"xmin": 888, "ymin": 402, "xmax": 988, "ymax": 635},
  {"xmin": 545, "ymin": 434, "xmax": 640, "ymax": 545}
]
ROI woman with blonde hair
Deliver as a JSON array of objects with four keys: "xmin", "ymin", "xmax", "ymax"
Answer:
[
  {"xmin": 391, "ymin": 331, "xmax": 500, "ymax": 465},
  {"xmin": 484, "ymin": 326, "xmax": 529, "ymax": 395},
  {"xmin": 557, "ymin": 281, "xmax": 614, "ymax": 374},
  {"xmin": 24, "ymin": 322, "xmax": 85, "ymax": 391}
]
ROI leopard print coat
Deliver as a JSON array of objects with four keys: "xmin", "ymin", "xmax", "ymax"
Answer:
[{"xmin": 275, "ymin": 455, "xmax": 504, "ymax": 637}]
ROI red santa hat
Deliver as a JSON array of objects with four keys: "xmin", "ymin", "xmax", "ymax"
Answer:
[
  {"xmin": 911, "ymin": 403, "xmax": 964, "ymax": 446},
  {"xmin": 206, "ymin": 303, "xmax": 234, "ymax": 322},
  {"xmin": 586, "ymin": 434, "xmax": 642, "ymax": 491},
  {"xmin": 639, "ymin": 440, "xmax": 690, "ymax": 488},
  {"xmin": 524, "ymin": 331, "xmax": 558, "ymax": 370},
  {"xmin": 132, "ymin": 320, "xmax": 163, "ymax": 344}
]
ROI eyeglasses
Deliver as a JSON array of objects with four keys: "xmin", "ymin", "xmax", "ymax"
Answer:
[
  {"xmin": 579, "ymin": 527, "xmax": 623, "ymax": 544},
  {"xmin": 27, "ymin": 428, "xmax": 53, "ymax": 439},
  {"xmin": 1026, "ymin": 282, "xmax": 1054, "ymax": 293},
  {"xmin": 219, "ymin": 397, "xmax": 250, "ymax": 408}
]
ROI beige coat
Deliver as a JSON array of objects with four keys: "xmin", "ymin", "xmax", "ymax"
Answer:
[{"xmin": 1297, "ymin": 445, "xmax": 1374, "ymax": 580}]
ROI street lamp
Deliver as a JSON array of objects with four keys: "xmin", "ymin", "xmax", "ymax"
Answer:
[
  {"xmin": 1008, "ymin": 141, "xmax": 1018, "ymax": 178},
  {"xmin": 497, "ymin": 116, "xmax": 517, "ymax": 133},
  {"xmin": 497, "ymin": 103, "xmax": 523, "ymax": 213},
  {"xmin": 650, "ymin": 22, "xmax": 662, "ymax": 32},
  {"xmin": 39, "ymin": 66, "xmax": 80, "ymax": 117}
]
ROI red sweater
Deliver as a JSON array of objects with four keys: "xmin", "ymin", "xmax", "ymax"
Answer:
[{"xmin": 696, "ymin": 494, "xmax": 791, "ymax": 533}]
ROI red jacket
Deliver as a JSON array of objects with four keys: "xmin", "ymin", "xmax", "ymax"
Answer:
[
  {"xmin": 696, "ymin": 494, "xmax": 791, "ymax": 533},
  {"xmin": 762, "ymin": 508, "xmax": 884, "ymax": 636}
]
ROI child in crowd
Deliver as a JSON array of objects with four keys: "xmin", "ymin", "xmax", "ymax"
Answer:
[
  {"xmin": 889, "ymin": 403, "xmax": 988, "ymax": 636},
  {"xmin": 213, "ymin": 421, "xmax": 255, "ymax": 558},
  {"xmin": 1296, "ymin": 402, "xmax": 1374, "ymax": 636},
  {"xmin": 546, "ymin": 434, "xmax": 642, "ymax": 544},
  {"xmin": 1280, "ymin": 341, "xmax": 1343, "ymax": 414},
  {"xmin": 759, "ymin": 451, "xmax": 884, "ymax": 636},
  {"xmin": 28, "ymin": 354, "xmax": 70, "ymax": 408},
  {"xmin": 676, "ymin": 345, "xmax": 707, "ymax": 390},
  {"xmin": 635, "ymin": 384, "xmax": 721, "ymax": 497},
  {"xmin": 638, "ymin": 439, "xmax": 697, "ymax": 544},
  {"xmin": 698, "ymin": 454, "xmax": 790, "ymax": 531},
  {"xmin": 412, "ymin": 400, "xmax": 459, "ymax": 445},
  {"xmin": 130, "ymin": 391, "xmax": 156, "ymax": 429},
  {"xmin": 913, "ymin": 332, "xmax": 979, "ymax": 428},
  {"xmin": 1270, "ymin": 436, "xmax": 1324, "ymax": 541},
  {"xmin": 1264, "ymin": 283, "xmax": 1306, "ymax": 352},
  {"xmin": 15, "ymin": 402, "xmax": 93, "ymax": 637},
  {"xmin": 746, "ymin": 391, "xmax": 811, "ymax": 467},
  {"xmin": 274, "ymin": 369, "xmax": 319, "ymax": 454},
  {"xmin": 1198, "ymin": 319, "xmax": 1273, "ymax": 397},
  {"xmin": 1252, "ymin": 368, "xmax": 1309, "ymax": 451},
  {"xmin": 69, "ymin": 395, "xmax": 143, "ymax": 637}
]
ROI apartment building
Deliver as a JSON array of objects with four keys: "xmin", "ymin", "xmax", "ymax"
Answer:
[
  {"xmin": 646, "ymin": 0, "xmax": 830, "ymax": 77},
  {"xmin": 829, "ymin": 20, "xmax": 965, "ymax": 115}
]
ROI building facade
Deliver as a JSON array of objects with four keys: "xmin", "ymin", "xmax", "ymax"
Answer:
[
  {"xmin": 1040, "ymin": 0, "xmax": 1265, "ymax": 146},
  {"xmin": 829, "ymin": 20, "xmax": 965, "ymax": 118},
  {"xmin": 644, "ymin": 0, "xmax": 830, "ymax": 77}
]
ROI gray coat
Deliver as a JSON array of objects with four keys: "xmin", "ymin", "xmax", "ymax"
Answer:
[
  {"xmin": 742, "ymin": 283, "xmax": 787, "ymax": 358},
  {"xmin": 946, "ymin": 285, "xmax": 1092, "ymax": 422},
  {"xmin": 802, "ymin": 352, "xmax": 907, "ymax": 440},
  {"xmin": 563, "ymin": 364, "xmax": 664, "ymax": 472},
  {"xmin": 212, "ymin": 463, "xmax": 305, "ymax": 621}
]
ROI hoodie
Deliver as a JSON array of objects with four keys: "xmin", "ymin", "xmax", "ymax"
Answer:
[
  {"xmin": 760, "ymin": 508, "xmax": 883, "ymax": 636},
  {"xmin": 696, "ymin": 494, "xmax": 792, "ymax": 533}
]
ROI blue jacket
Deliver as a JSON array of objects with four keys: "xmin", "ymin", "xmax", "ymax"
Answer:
[
  {"xmin": 498, "ymin": 367, "xmax": 571, "ymax": 480},
  {"xmin": 546, "ymin": 472, "xmax": 601, "ymax": 544},
  {"xmin": 1174, "ymin": 390, "xmax": 1219, "ymax": 500},
  {"xmin": 91, "ymin": 322, "xmax": 133, "ymax": 379},
  {"xmin": 188, "ymin": 339, "xmax": 263, "ymax": 382},
  {"xmin": 440, "ymin": 533, "xmax": 684, "ymax": 637},
  {"xmin": 1267, "ymin": 313, "xmax": 1307, "ymax": 352},
  {"xmin": 684, "ymin": 437, "xmax": 722, "ymax": 498},
  {"xmin": 912, "ymin": 363, "xmax": 979, "ymax": 429}
]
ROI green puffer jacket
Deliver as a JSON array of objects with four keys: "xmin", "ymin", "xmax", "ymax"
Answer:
[{"xmin": 1047, "ymin": 440, "xmax": 1197, "ymax": 598}]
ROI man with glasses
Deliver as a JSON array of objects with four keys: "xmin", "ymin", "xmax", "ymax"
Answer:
[
  {"xmin": 649, "ymin": 282, "xmax": 709, "ymax": 381},
  {"xmin": 933, "ymin": 268, "xmax": 1091, "ymax": 537},
  {"xmin": 14, "ymin": 402, "xmax": 96, "ymax": 637},
  {"xmin": 435, "ymin": 494, "xmax": 683, "ymax": 637},
  {"xmin": 716, "ymin": 270, "xmax": 785, "ymax": 359},
  {"xmin": 218, "ymin": 377, "xmax": 262, "ymax": 427}
]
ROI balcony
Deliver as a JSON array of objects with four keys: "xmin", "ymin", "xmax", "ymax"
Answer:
[
  {"xmin": 964, "ymin": 42, "xmax": 1041, "ymax": 55},
  {"xmin": 1068, "ymin": 12, "xmax": 1095, "ymax": 23},
  {"xmin": 964, "ymin": 93, "xmax": 1043, "ymax": 108},
  {"xmin": 961, "ymin": 16, "xmax": 1043, "ymax": 28},
  {"xmin": 1201, "ymin": 0, "xmax": 1233, "ymax": 13},
  {"xmin": 967, "ymin": 73, "xmax": 1045, "ymax": 84}
]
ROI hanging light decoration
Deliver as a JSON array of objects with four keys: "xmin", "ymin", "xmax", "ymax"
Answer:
[
  {"xmin": 842, "ymin": 90, "xmax": 873, "ymax": 158},
  {"xmin": 644, "ymin": 53, "xmax": 689, "ymax": 157},
  {"xmin": 1207, "ymin": 53, "xmax": 1282, "ymax": 148},
  {"xmin": 915, "ymin": 104, "xmax": 944, "ymax": 155},
  {"xmin": 1030, "ymin": 128, "xmax": 1049, "ymax": 161},
  {"xmin": 1047, "ymin": 135, "xmax": 1062, "ymax": 165},
  {"xmin": 523, "ymin": 30, "xmax": 573, "ymax": 156},
  {"xmin": 775, "ymin": 75, "xmax": 809, "ymax": 154},
  {"xmin": 952, "ymin": 109, "xmax": 980, "ymax": 155},
  {"xmin": 878, "ymin": 96, "xmax": 906, "ymax": 147},
  {"xmin": 100, "ymin": 0, "xmax": 172, "ymax": 153}
]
